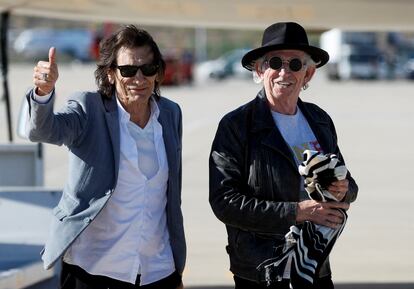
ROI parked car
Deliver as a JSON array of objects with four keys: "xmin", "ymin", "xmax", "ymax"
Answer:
[
  {"xmin": 13, "ymin": 28, "xmax": 94, "ymax": 62},
  {"xmin": 195, "ymin": 48, "xmax": 251, "ymax": 81},
  {"xmin": 162, "ymin": 50, "xmax": 194, "ymax": 85}
]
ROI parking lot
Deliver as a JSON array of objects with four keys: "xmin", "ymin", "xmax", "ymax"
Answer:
[{"xmin": 1, "ymin": 63, "xmax": 414, "ymax": 287}]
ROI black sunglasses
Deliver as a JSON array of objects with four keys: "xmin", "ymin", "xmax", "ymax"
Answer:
[
  {"xmin": 116, "ymin": 64, "xmax": 159, "ymax": 77},
  {"xmin": 267, "ymin": 57, "xmax": 305, "ymax": 72}
]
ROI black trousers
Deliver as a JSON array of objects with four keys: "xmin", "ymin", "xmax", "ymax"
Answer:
[
  {"xmin": 234, "ymin": 275, "xmax": 334, "ymax": 289},
  {"xmin": 60, "ymin": 262, "xmax": 182, "ymax": 289}
]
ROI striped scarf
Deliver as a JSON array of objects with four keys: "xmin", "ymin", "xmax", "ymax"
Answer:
[{"xmin": 258, "ymin": 150, "xmax": 348, "ymax": 288}]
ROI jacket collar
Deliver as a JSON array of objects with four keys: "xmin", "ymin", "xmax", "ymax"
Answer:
[
  {"xmin": 251, "ymin": 87, "xmax": 330, "ymax": 134},
  {"xmin": 250, "ymin": 88, "xmax": 295, "ymax": 168},
  {"xmin": 102, "ymin": 93, "xmax": 118, "ymax": 113},
  {"xmin": 297, "ymin": 97, "xmax": 331, "ymax": 154},
  {"xmin": 251, "ymin": 88, "xmax": 275, "ymax": 132}
]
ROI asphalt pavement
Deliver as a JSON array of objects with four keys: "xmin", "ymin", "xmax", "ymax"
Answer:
[{"xmin": 25, "ymin": 276, "xmax": 414, "ymax": 289}]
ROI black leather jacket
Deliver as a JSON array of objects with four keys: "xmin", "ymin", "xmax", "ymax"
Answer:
[{"xmin": 209, "ymin": 88, "xmax": 358, "ymax": 282}]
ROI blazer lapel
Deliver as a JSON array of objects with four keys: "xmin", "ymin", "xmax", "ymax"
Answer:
[
  {"xmin": 158, "ymin": 105, "xmax": 175, "ymax": 177},
  {"xmin": 103, "ymin": 95, "xmax": 120, "ymax": 181}
]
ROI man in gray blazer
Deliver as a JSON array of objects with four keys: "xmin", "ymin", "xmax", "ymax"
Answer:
[{"xmin": 27, "ymin": 25, "xmax": 185, "ymax": 289}]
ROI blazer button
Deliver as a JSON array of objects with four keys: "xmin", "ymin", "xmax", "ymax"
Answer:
[{"xmin": 84, "ymin": 217, "xmax": 92, "ymax": 224}]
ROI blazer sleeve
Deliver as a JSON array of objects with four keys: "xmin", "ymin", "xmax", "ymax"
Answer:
[{"xmin": 26, "ymin": 89, "xmax": 89, "ymax": 147}]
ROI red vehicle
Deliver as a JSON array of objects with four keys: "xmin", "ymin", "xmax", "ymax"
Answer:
[{"xmin": 162, "ymin": 50, "xmax": 193, "ymax": 85}]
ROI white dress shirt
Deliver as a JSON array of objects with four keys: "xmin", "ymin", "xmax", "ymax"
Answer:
[{"xmin": 63, "ymin": 95, "xmax": 175, "ymax": 285}]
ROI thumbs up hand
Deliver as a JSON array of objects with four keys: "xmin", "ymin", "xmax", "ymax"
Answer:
[{"xmin": 33, "ymin": 47, "xmax": 59, "ymax": 96}]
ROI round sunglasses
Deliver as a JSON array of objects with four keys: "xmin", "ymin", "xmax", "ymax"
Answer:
[
  {"xmin": 266, "ymin": 57, "xmax": 306, "ymax": 72},
  {"xmin": 116, "ymin": 63, "xmax": 159, "ymax": 78}
]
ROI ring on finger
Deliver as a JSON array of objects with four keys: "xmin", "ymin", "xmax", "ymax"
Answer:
[{"xmin": 41, "ymin": 73, "xmax": 48, "ymax": 81}]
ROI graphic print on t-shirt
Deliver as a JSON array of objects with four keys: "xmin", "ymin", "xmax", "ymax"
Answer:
[
  {"xmin": 292, "ymin": 140, "xmax": 322, "ymax": 163},
  {"xmin": 271, "ymin": 108, "xmax": 323, "ymax": 165}
]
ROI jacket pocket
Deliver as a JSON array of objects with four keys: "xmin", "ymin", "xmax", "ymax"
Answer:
[
  {"xmin": 52, "ymin": 193, "xmax": 80, "ymax": 221},
  {"xmin": 233, "ymin": 229, "xmax": 285, "ymax": 266}
]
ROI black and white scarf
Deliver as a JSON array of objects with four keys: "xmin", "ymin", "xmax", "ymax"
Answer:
[{"xmin": 258, "ymin": 150, "xmax": 348, "ymax": 288}]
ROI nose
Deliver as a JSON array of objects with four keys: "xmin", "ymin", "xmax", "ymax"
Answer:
[
  {"xmin": 133, "ymin": 69, "xmax": 146, "ymax": 81},
  {"xmin": 278, "ymin": 66, "xmax": 289, "ymax": 76}
]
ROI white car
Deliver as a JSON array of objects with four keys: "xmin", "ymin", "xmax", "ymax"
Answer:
[
  {"xmin": 195, "ymin": 48, "xmax": 251, "ymax": 82},
  {"xmin": 13, "ymin": 28, "xmax": 94, "ymax": 62}
]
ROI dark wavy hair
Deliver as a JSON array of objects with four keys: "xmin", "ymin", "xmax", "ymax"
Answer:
[{"xmin": 94, "ymin": 25, "xmax": 165, "ymax": 100}]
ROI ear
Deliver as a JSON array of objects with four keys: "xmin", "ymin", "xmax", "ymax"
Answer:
[
  {"xmin": 254, "ymin": 60, "xmax": 265, "ymax": 79},
  {"xmin": 107, "ymin": 69, "xmax": 115, "ymax": 85},
  {"xmin": 304, "ymin": 66, "xmax": 316, "ymax": 84}
]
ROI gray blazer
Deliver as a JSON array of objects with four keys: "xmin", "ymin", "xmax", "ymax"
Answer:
[{"xmin": 26, "ymin": 90, "xmax": 186, "ymax": 273}]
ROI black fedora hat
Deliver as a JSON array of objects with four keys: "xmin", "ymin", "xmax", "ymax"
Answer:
[{"xmin": 242, "ymin": 22, "xmax": 329, "ymax": 70}]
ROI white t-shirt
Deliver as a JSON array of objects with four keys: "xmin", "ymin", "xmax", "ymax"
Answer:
[{"xmin": 271, "ymin": 107, "xmax": 322, "ymax": 166}]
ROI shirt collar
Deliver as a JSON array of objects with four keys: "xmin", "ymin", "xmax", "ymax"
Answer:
[{"xmin": 116, "ymin": 93, "xmax": 160, "ymax": 124}]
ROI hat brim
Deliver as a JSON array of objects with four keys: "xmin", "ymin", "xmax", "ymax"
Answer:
[{"xmin": 241, "ymin": 44, "xmax": 329, "ymax": 71}]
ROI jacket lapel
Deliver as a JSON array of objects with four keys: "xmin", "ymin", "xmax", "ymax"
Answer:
[
  {"xmin": 103, "ymin": 94, "xmax": 120, "ymax": 181},
  {"xmin": 158, "ymin": 101, "xmax": 175, "ymax": 182},
  {"xmin": 262, "ymin": 128, "xmax": 297, "ymax": 170},
  {"xmin": 298, "ymin": 99, "xmax": 331, "ymax": 154},
  {"xmin": 252, "ymin": 89, "xmax": 297, "ymax": 170}
]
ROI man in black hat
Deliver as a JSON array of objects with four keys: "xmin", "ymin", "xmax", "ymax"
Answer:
[{"xmin": 209, "ymin": 22, "xmax": 358, "ymax": 289}]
